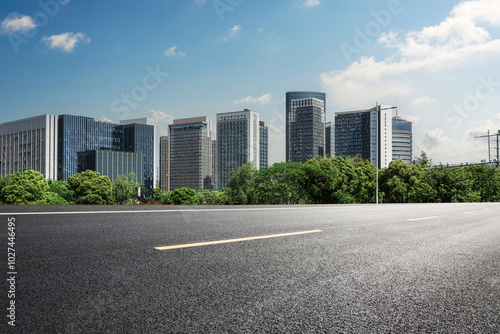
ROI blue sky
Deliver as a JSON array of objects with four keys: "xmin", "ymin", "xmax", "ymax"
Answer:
[{"xmin": 1, "ymin": 0, "xmax": 500, "ymax": 165}]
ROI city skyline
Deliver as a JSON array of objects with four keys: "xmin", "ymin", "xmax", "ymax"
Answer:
[{"xmin": 1, "ymin": 0, "xmax": 500, "ymax": 165}]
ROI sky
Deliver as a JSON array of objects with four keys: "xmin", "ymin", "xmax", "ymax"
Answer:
[{"xmin": 1, "ymin": 0, "xmax": 500, "ymax": 165}]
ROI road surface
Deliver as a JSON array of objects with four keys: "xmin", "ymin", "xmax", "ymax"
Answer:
[{"xmin": 1, "ymin": 203, "xmax": 499, "ymax": 333}]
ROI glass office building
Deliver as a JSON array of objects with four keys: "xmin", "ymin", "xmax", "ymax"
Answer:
[
  {"xmin": 159, "ymin": 136, "xmax": 170, "ymax": 191},
  {"xmin": 286, "ymin": 91, "xmax": 326, "ymax": 162},
  {"xmin": 289, "ymin": 98, "xmax": 325, "ymax": 163},
  {"xmin": 169, "ymin": 117, "xmax": 212, "ymax": 190},
  {"xmin": 392, "ymin": 116, "xmax": 413, "ymax": 164},
  {"xmin": 58, "ymin": 115, "xmax": 115, "ymax": 181},
  {"xmin": 78, "ymin": 149, "xmax": 144, "ymax": 183}
]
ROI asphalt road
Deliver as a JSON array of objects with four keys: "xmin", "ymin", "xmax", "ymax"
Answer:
[{"xmin": 1, "ymin": 203, "xmax": 499, "ymax": 333}]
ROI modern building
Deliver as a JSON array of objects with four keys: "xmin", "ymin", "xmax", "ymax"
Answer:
[
  {"xmin": 217, "ymin": 109, "xmax": 259, "ymax": 189},
  {"xmin": 286, "ymin": 91, "xmax": 326, "ymax": 162},
  {"xmin": 288, "ymin": 97, "xmax": 326, "ymax": 163},
  {"xmin": 0, "ymin": 114, "xmax": 58, "ymax": 179},
  {"xmin": 169, "ymin": 117, "xmax": 213, "ymax": 190},
  {"xmin": 211, "ymin": 139, "xmax": 217, "ymax": 189},
  {"xmin": 159, "ymin": 136, "xmax": 170, "ymax": 191},
  {"xmin": 392, "ymin": 115, "xmax": 413, "ymax": 164},
  {"xmin": 325, "ymin": 122, "xmax": 333, "ymax": 158},
  {"xmin": 259, "ymin": 121, "xmax": 268, "ymax": 169},
  {"xmin": 57, "ymin": 114, "xmax": 116, "ymax": 181},
  {"xmin": 118, "ymin": 118, "xmax": 156, "ymax": 194},
  {"xmin": 335, "ymin": 105, "xmax": 396, "ymax": 168},
  {"xmin": 78, "ymin": 149, "xmax": 144, "ymax": 183}
]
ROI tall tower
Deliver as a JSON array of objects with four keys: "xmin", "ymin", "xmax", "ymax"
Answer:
[
  {"xmin": 392, "ymin": 115, "xmax": 412, "ymax": 164},
  {"xmin": 216, "ymin": 109, "xmax": 259, "ymax": 189},
  {"xmin": 169, "ymin": 117, "xmax": 213, "ymax": 190},
  {"xmin": 335, "ymin": 105, "xmax": 395, "ymax": 169},
  {"xmin": 288, "ymin": 97, "xmax": 325, "ymax": 163},
  {"xmin": 259, "ymin": 121, "xmax": 268, "ymax": 169},
  {"xmin": 159, "ymin": 136, "xmax": 170, "ymax": 191},
  {"xmin": 286, "ymin": 91, "xmax": 326, "ymax": 162}
]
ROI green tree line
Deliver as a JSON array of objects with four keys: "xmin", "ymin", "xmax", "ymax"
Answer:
[{"xmin": 1, "ymin": 156, "xmax": 499, "ymax": 205}]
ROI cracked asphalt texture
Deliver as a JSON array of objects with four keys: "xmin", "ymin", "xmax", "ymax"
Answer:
[{"xmin": 1, "ymin": 203, "xmax": 499, "ymax": 333}]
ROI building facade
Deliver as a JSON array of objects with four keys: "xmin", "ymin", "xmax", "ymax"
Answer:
[
  {"xmin": 288, "ymin": 97, "xmax": 325, "ymax": 163},
  {"xmin": 0, "ymin": 114, "xmax": 58, "ymax": 179},
  {"xmin": 217, "ymin": 109, "xmax": 259, "ymax": 189},
  {"xmin": 286, "ymin": 91, "xmax": 326, "ymax": 162},
  {"xmin": 78, "ymin": 149, "xmax": 144, "ymax": 183},
  {"xmin": 392, "ymin": 116, "xmax": 412, "ymax": 164},
  {"xmin": 159, "ymin": 136, "xmax": 170, "ymax": 191},
  {"xmin": 259, "ymin": 121, "xmax": 268, "ymax": 169},
  {"xmin": 335, "ymin": 105, "xmax": 395, "ymax": 169},
  {"xmin": 169, "ymin": 117, "xmax": 212, "ymax": 190}
]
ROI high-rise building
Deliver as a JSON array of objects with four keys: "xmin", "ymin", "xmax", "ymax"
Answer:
[
  {"xmin": 118, "ymin": 118, "xmax": 156, "ymax": 194},
  {"xmin": 169, "ymin": 117, "xmax": 213, "ymax": 190},
  {"xmin": 159, "ymin": 136, "xmax": 170, "ymax": 191},
  {"xmin": 392, "ymin": 115, "xmax": 412, "ymax": 164},
  {"xmin": 0, "ymin": 114, "xmax": 58, "ymax": 179},
  {"xmin": 325, "ymin": 122, "xmax": 332, "ymax": 158},
  {"xmin": 259, "ymin": 121, "xmax": 268, "ymax": 169},
  {"xmin": 57, "ymin": 114, "xmax": 116, "ymax": 181},
  {"xmin": 217, "ymin": 109, "xmax": 259, "ymax": 189},
  {"xmin": 335, "ymin": 105, "xmax": 395, "ymax": 168},
  {"xmin": 286, "ymin": 91, "xmax": 326, "ymax": 162},
  {"xmin": 288, "ymin": 97, "xmax": 325, "ymax": 163},
  {"xmin": 211, "ymin": 139, "xmax": 217, "ymax": 189}
]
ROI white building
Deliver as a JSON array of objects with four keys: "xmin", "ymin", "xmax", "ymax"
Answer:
[{"xmin": 0, "ymin": 114, "xmax": 58, "ymax": 179}]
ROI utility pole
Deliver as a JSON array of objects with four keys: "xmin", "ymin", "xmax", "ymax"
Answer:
[{"xmin": 476, "ymin": 130, "xmax": 499, "ymax": 163}]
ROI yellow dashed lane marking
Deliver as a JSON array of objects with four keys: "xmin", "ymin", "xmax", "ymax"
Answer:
[{"xmin": 154, "ymin": 230, "xmax": 323, "ymax": 251}]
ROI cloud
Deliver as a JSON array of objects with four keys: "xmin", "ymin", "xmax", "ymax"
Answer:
[
  {"xmin": 217, "ymin": 25, "xmax": 242, "ymax": 43},
  {"xmin": 41, "ymin": 32, "xmax": 90, "ymax": 52},
  {"xmin": 321, "ymin": 0, "xmax": 500, "ymax": 110},
  {"xmin": 304, "ymin": 0, "xmax": 320, "ymax": 7},
  {"xmin": 146, "ymin": 110, "xmax": 174, "ymax": 138},
  {"xmin": 234, "ymin": 93, "xmax": 272, "ymax": 105},
  {"xmin": 194, "ymin": 0, "xmax": 206, "ymax": 3},
  {"xmin": 98, "ymin": 116, "xmax": 114, "ymax": 123},
  {"xmin": 410, "ymin": 96, "xmax": 436, "ymax": 108},
  {"xmin": 164, "ymin": 46, "xmax": 186, "ymax": 57},
  {"xmin": 1, "ymin": 13, "xmax": 36, "ymax": 34}
]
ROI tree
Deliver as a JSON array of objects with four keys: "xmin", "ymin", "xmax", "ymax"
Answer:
[
  {"xmin": 426, "ymin": 165, "xmax": 480, "ymax": 203},
  {"xmin": 112, "ymin": 173, "xmax": 140, "ymax": 205},
  {"xmin": 170, "ymin": 187, "xmax": 197, "ymax": 205},
  {"xmin": 228, "ymin": 162, "xmax": 258, "ymax": 204},
  {"xmin": 415, "ymin": 151, "xmax": 433, "ymax": 168},
  {"xmin": 0, "ymin": 170, "xmax": 53, "ymax": 205},
  {"xmin": 48, "ymin": 179, "xmax": 73, "ymax": 203},
  {"xmin": 254, "ymin": 162, "xmax": 332, "ymax": 204},
  {"xmin": 67, "ymin": 170, "xmax": 112, "ymax": 205}
]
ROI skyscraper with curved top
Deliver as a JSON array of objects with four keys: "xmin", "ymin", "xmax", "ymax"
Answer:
[{"xmin": 286, "ymin": 91, "xmax": 326, "ymax": 162}]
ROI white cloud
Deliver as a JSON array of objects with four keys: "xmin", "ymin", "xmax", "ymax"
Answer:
[
  {"xmin": 146, "ymin": 110, "xmax": 174, "ymax": 138},
  {"xmin": 164, "ymin": 46, "xmax": 186, "ymax": 57},
  {"xmin": 217, "ymin": 25, "xmax": 242, "ymax": 43},
  {"xmin": 98, "ymin": 116, "xmax": 114, "ymax": 123},
  {"xmin": 42, "ymin": 32, "xmax": 90, "ymax": 52},
  {"xmin": 234, "ymin": 93, "xmax": 272, "ymax": 105},
  {"xmin": 410, "ymin": 96, "xmax": 436, "ymax": 108},
  {"xmin": 304, "ymin": 0, "xmax": 320, "ymax": 7},
  {"xmin": 1, "ymin": 13, "xmax": 36, "ymax": 34}
]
